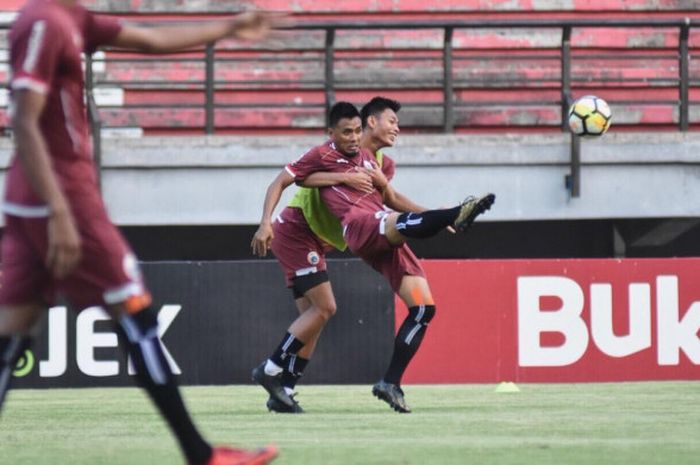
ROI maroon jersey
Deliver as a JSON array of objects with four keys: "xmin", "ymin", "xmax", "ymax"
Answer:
[
  {"xmin": 285, "ymin": 140, "xmax": 396, "ymax": 226},
  {"xmin": 0, "ymin": 2, "xmax": 150, "ymax": 311},
  {"xmin": 4, "ymin": 0, "xmax": 122, "ymax": 216}
]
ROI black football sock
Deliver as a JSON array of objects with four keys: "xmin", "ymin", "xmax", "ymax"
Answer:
[
  {"xmin": 0, "ymin": 335, "xmax": 31, "ymax": 414},
  {"xmin": 395, "ymin": 207, "xmax": 461, "ymax": 239},
  {"xmin": 116, "ymin": 308, "xmax": 212, "ymax": 465},
  {"xmin": 281, "ymin": 355, "xmax": 309, "ymax": 391},
  {"xmin": 270, "ymin": 332, "xmax": 305, "ymax": 368},
  {"xmin": 384, "ymin": 305, "xmax": 436, "ymax": 385}
]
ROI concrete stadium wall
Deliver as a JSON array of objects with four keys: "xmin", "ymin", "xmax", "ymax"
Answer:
[{"xmin": 1, "ymin": 132, "xmax": 699, "ymax": 226}]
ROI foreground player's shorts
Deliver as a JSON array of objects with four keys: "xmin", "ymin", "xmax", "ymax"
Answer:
[{"xmin": 0, "ymin": 204, "xmax": 149, "ymax": 310}]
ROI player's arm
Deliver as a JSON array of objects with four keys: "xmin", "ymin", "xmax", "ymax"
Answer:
[
  {"xmin": 368, "ymin": 157, "xmax": 427, "ymax": 213},
  {"xmin": 365, "ymin": 165, "xmax": 404, "ymax": 206},
  {"xmin": 301, "ymin": 170, "xmax": 373, "ymax": 193},
  {"xmin": 250, "ymin": 170, "xmax": 296, "ymax": 257},
  {"xmin": 385, "ymin": 189, "xmax": 427, "ymax": 213},
  {"xmin": 110, "ymin": 11, "xmax": 284, "ymax": 53},
  {"xmin": 11, "ymin": 90, "xmax": 81, "ymax": 278}
]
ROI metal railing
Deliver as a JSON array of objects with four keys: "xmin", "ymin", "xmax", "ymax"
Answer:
[
  {"xmin": 287, "ymin": 19, "xmax": 693, "ymax": 197},
  {"xmin": 2, "ymin": 18, "xmax": 698, "ymax": 197}
]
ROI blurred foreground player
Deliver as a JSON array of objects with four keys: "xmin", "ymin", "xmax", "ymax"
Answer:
[{"xmin": 0, "ymin": 1, "xmax": 282, "ymax": 464}]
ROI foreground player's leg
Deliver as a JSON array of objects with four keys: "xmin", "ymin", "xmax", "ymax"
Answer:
[
  {"xmin": 113, "ymin": 305, "xmax": 212, "ymax": 464},
  {"xmin": 205, "ymin": 447, "xmax": 278, "ymax": 465},
  {"xmin": 0, "ymin": 335, "xmax": 31, "ymax": 413},
  {"xmin": 112, "ymin": 304, "xmax": 277, "ymax": 465},
  {"xmin": 374, "ymin": 277, "xmax": 435, "ymax": 413},
  {"xmin": 0, "ymin": 304, "xmax": 43, "ymax": 415}
]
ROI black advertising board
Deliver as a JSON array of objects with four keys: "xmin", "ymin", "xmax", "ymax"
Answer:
[{"xmin": 11, "ymin": 260, "xmax": 395, "ymax": 388}]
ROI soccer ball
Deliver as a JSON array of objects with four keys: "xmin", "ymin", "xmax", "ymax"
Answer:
[{"xmin": 568, "ymin": 95, "xmax": 612, "ymax": 136}]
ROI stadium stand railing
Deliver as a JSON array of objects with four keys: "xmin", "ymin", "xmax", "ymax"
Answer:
[
  {"xmin": 1, "ymin": 18, "xmax": 700, "ymax": 195},
  {"xmin": 2, "ymin": 19, "xmax": 699, "ymax": 134}
]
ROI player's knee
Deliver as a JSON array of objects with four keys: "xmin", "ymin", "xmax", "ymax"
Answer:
[
  {"xmin": 317, "ymin": 301, "xmax": 337, "ymax": 321},
  {"xmin": 119, "ymin": 306, "xmax": 159, "ymax": 341},
  {"xmin": 116, "ymin": 307, "xmax": 172, "ymax": 386},
  {"xmin": 408, "ymin": 304, "xmax": 436, "ymax": 326},
  {"xmin": 424, "ymin": 305, "xmax": 436, "ymax": 324}
]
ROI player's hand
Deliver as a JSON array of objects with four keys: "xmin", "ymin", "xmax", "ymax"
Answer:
[
  {"xmin": 251, "ymin": 222, "xmax": 274, "ymax": 257},
  {"xmin": 438, "ymin": 205, "xmax": 457, "ymax": 233},
  {"xmin": 344, "ymin": 169, "xmax": 373, "ymax": 193},
  {"xmin": 365, "ymin": 166, "xmax": 389, "ymax": 192},
  {"xmin": 229, "ymin": 11, "xmax": 290, "ymax": 42},
  {"xmin": 46, "ymin": 208, "xmax": 82, "ymax": 279}
]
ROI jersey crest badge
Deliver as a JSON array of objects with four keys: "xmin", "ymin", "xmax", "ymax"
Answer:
[{"xmin": 307, "ymin": 251, "xmax": 320, "ymax": 265}]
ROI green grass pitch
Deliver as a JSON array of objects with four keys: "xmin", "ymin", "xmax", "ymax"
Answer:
[{"xmin": 1, "ymin": 382, "xmax": 699, "ymax": 465}]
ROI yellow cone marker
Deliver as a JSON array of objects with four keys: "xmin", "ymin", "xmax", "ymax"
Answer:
[{"xmin": 495, "ymin": 381, "xmax": 520, "ymax": 393}]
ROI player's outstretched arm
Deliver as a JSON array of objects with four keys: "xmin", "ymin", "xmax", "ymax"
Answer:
[
  {"xmin": 110, "ymin": 11, "xmax": 286, "ymax": 53},
  {"xmin": 251, "ymin": 170, "xmax": 295, "ymax": 257},
  {"xmin": 384, "ymin": 188, "xmax": 456, "ymax": 232},
  {"xmin": 12, "ymin": 90, "xmax": 82, "ymax": 278},
  {"xmin": 385, "ymin": 189, "xmax": 427, "ymax": 214},
  {"xmin": 302, "ymin": 170, "xmax": 373, "ymax": 193}
]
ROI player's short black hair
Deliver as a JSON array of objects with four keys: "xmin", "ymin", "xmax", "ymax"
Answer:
[
  {"xmin": 360, "ymin": 96, "xmax": 402, "ymax": 128},
  {"xmin": 328, "ymin": 101, "xmax": 360, "ymax": 128}
]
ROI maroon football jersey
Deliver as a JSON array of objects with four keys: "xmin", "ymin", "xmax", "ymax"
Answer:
[
  {"xmin": 5, "ymin": 0, "xmax": 122, "ymax": 216},
  {"xmin": 285, "ymin": 140, "xmax": 396, "ymax": 225}
]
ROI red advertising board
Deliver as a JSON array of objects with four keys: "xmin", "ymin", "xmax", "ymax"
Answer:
[{"xmin": 401, "ymin": 258, "xmax": 700, "ymax": 383}]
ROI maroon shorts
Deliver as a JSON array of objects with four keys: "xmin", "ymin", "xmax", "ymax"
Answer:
[
  {"xmin": 0, "ymin": 200, "xmax": 149, "ymax": 310},
  {"xmin": 343, "ymin": 211, "xmax": 425, "ymax": 293},
  {"xmin": 270, "ymin": 207, "xmax": 332, "ymax": 287}
]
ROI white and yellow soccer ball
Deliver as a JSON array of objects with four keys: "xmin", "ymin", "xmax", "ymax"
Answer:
[{"xmin": 568, "ymin": 95, "xmax": 612, "ymax": 136}]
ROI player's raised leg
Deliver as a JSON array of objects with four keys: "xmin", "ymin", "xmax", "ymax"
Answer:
[
  {"xmin": 453, "ymin": 194, "xmax": 496, "ymax": 232},
  {"xmin": 382, "ymin": 194, "xmax": 496, "ymax": 246}
]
